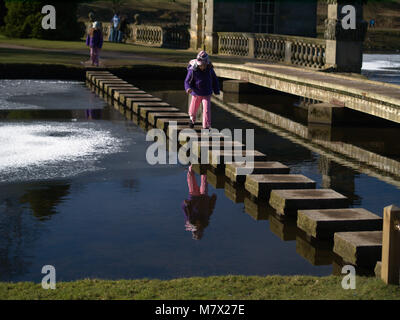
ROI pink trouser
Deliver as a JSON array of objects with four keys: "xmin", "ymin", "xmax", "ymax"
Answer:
[
  {"xmin": 188, "ymin": 95, "xmax": 211, "ymax": 129},
  {"xmin": 90, "ymin": 47, "xmax": 100, "ymax": 66},
  {"xmin": 187, "ymin": 171, "xmax": 208, "ymax": 196}
]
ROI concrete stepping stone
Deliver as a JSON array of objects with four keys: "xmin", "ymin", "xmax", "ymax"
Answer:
[
  {"xmin": 115, "ymin": 90, "xmax": 147, "ymax": 103},
  {"xmin": 140, "ymin": 107, "xmax": 180, "ymax": 121},
  {"xmin": 245, "ymin": 174, "xmax": 316, "ymax": 201},
  {"xmin": 191, "ymin": 140, "xmax": 245, "ymax": 160},
  {"xmin": 269, "ymin": 214, "xmax": 297, "ymax": 241},
  {"xmin": 224, "ymin": 182, "xmax": 246, "ymax": 203},
  {"xmin": 209, "ymin": 150, "xmax": 267, "ymax": 170},
  {"xmin": 166, "ymin": 125, "xmax": 204, "ymax": 136},
  {"xmin": 269, "ymin": 189, "xmax": 348, "ymax": 216},
  {"xmin": 244, "ymin": 196, "xmax": 270, "ymax": 220},
  {"xmin": 206, "ymin": 170, "xmax": 225, "ymax": 189},
  {"xmin": 178, "ymin": 131, "xmax": 231, "ymax": 144},
  {"xmin": 97, "ymin": 79, "xmax": 128, "ymax": 89},
  {"xmin": 226, "ymin": 161, "xmax": 290, "ymax": 185},
  {"xmin": 190, "ymin": 164, "xmax": 210, "ymax": 175},
  {"xmin": 296, "ymin": 234, "xmax": 333, "ymax": 266},
  {"xmin": 89, "ymin": 75, "xmax": 117, "ymax": 82},
  {"xmin": 297, "ymin": 208, "xmax": 382, "ymax": 240},
  {"xmin": 156, "ymin": 118, "xmax": 202, "ymax": 131},
  {"xmin": 105, "ymin": 84, "xmax": 137, "ymax": 96},
  {"xmin": 148, "ymin": 112, "xmax": 189, "ymax": 126},
  {"xmin": 333, "ymin": 231, "xmax": 382, "ymax": 267},
  {"xmin": 131, "ymin": 101, "xmax": 170, "ymax": 113}
]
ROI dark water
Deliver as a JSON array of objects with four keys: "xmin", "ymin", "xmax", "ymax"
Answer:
[{"xmin": 0, "ymin": 67, "xmax": 399, "ymax": 282}]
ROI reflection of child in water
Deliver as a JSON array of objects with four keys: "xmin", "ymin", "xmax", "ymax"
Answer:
[{"xmin": 182, "ymin": 165, "xmax": 217, "ymax": 240}]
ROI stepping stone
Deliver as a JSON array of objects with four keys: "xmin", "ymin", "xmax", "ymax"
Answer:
[
  {"xmin": 114, "ymin": 90, "xmax": 146, "ymax": 103},
  {"xmin": 269, "ymin": 214, "xmax": 297, "ymax": 241},
  {"xmin": 131, "ymin": 101, "xmax": 170, "ymax": 113},
  {"xmin": 296, "ymin": 234, "xmax": 333, "ymax": 266},
  {"xmin": 156, "ymin": 118, "xmax": 202, "ymax": 131},
  {"xmin": 148, "ymin": 112, "xmax": 189, "ymax": 126},
  {"xmin": 209, "ymin": 150, "xmax": 267, "ymax": 170},
  {"xmin": 244, "ymin": 196, "xmax": 269, "ymax": 220},
  {"xmin": 166, "ymin": 125, "xmax": 204, "ymax": 136},
  {"xmin": 140, "ymin": 107, "xmax": 180, "ymax": 121},
  {"xmin": 206, "ymin": 170, "xmax": 225, "ymax": 189},
  {"xmin": 333, "ymin": 231, "xmax": 382, "ymax": 267},
  {"xmin": 245, "ymin": 174, "xmax": 316, "ymax": 201},
  {"xmin": 89, "ymin": 75, "xmax": 116, "ymax": 82},
  {"xmin": 192, "ymin": 140, "xmax": 245, "ymax": 160},
  {"xmin": 297, "ymin": 208, "xmax": 382, "ymax": 240},
  {"xmin": 269, "ymin": 189, "xmax": 348, "ymax": 217},
  {"xmin": 226, "ymin": 161, "xmax": 290, "ymax": 185},
  {"xmin": 190, "ymin": 164, "xmax": 210, "ymax": 175},
  {"xmin": 224, "ymin": 182, "xmax": 246, "ymax": 203},
  {"xmin": 105, "ymin": 84, "xmax": 136, "ymax": 96},
  {"xmin": 97, "ymin": 79, "xmax": 128, "ymax": 89},
  {"xmin": 178, "ymin": 130, "xmax": 231, "ymax": 144},
  {"xmin": 118, "ymin": 93, "xmax": 153, "ymax": 104}
]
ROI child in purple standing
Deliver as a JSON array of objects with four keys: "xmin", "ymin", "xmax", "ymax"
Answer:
[
  {"xmin": 184, "ymin": 51, "xmax": 220, "ymax": 129},
  {"xmin": 86, "ymin": 21, "xmax": 103, "ymax": 67}
]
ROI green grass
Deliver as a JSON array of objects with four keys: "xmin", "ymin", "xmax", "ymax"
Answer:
[{"xmin": 0, "ymin": 275, "xmax": 399, "ymax": 300}]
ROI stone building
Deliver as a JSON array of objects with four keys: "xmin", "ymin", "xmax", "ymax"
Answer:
[
  {"xmin": 189, "ymin": 0, "xmax": 367, "ymax": 73},
  {"xmin": 190, "ymin": 0, "xmax": 318, "ymax": 52}
]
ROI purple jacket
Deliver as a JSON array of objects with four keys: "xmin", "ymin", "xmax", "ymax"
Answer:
[
  {"xmin": 86, "ymin": 30, "xmax": 103, "ymax": 49},
  {"xmin": 184, "ymin": 64, "xmax": 220, "ymax": 96}
]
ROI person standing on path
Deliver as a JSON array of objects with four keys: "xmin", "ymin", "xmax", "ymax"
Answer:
[
  {"xmin": 184, "ymin": 51, "xmax": 220, "ymax": 129},
  {"xmin": 86, "ymin": 21, "xmax": 103, "ymax": 67},
  {"xmin": 109, "ymin": 12, "xmax": 120, "ymax": 42}
]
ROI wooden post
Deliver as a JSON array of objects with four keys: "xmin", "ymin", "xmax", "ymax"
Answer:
[{"xmin": 381, "ymin": 205, "xmax": 400, "ymax": 285}]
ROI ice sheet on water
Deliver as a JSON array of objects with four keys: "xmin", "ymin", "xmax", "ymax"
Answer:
[
  {"xmin": 0, "ymin": 80, "xmax": 105, "ymax": 110},
  {"xmin": 0, "ymin": 122, "xmax": 122, "ymax": 182}
]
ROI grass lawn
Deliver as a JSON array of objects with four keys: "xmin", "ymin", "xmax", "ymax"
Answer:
[{"xmin": 0, "ymin": 275, "xmax": 399, "ymax": 300}]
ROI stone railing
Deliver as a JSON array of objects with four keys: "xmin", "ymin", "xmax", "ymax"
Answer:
[
  {"xmin": 93, "ymin": 22, "xmax": 189, "ymax": 49},
  {"xmin": 217, "ymin": 32, "xmax": 328, "ymax": 69},
  {"xmin": 218, "ymin": 32, "xmax": 249, "ymax": 56}
]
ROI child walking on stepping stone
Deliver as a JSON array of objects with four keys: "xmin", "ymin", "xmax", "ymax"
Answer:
[{"xmin": 184, "ymin": 51, "xmax": 220, "ymax": 129}]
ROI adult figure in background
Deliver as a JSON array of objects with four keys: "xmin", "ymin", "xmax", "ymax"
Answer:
[
  {"xmin": 109, "ymin": 12, "xmax": 120, "ymax": 42},
  {"xmin": 118, "ymin": 16, "xmax": 128, "ymax": 43},
  {"xmin": 182, "ymin": 165, "xmax": 217, "ymax": 240}
]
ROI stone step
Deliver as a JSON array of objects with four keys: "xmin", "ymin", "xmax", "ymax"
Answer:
[
  {"xmin": 131, "ymin": 101, "xmax": 170, "ymax": 113},
  {"xmin": 297, "ymin": 208, "xmax": 382, "ymax": 240},
  {"xmin": 333, "ymin": 231, "xmax": 383, "ymax": 267},
  {"xmin": 269, "ymin": 214, "xmax": 298, "ymax": 241},
  {"xmin": 166, "ymin": 125, "xmax": 205, "ymax": 136},
  {"xmin": 244, "ymin": 196, "xmax": 270, "ymax": 220},
  {"xmin": 90, "ymin": 75, "xmax": 117, "ymax": 82},
  {"xmin": 296, "ymin": 234, "xmax": 333, "ymax": 266},
  {"xmin": 105, "ymin": 84, "xmax": 137, "ymax": 96},
  {"xmin": 269, "ymin": 189, "xmax": 348, "ymax": 217},
  {"xmin": 148, "ymin": 112, "xmax": 189, "ymax": 126},
  {"xmin": 140, "ymin": 107, "xmax": 180, "ymax": 121},
  {"xmin": 191, "ymin": 140, "xmax": 246, "ymax": 160},
  {"xmin": 97, "ymin": 79, "xmax": 128, "ymax": 89},
  {"xmin": 245, "ymin": 174, "xmax": 316, "ymax": 201},
  {"xmin": 206, "ymin": 170, "xmax": 225, "ymax": 189},
  {"xmin": 224, "ymin": 182, "xmax": 246, "ymax": 204},
  {"xmin": 209, "ymin": 150, "xmax": 267, "ymax": 169},
  {"xmin": 226, "ymin": 161, "xmax": 290, "ymax": 185},
  {"xmin": 156, "ymin": 118, "xmax": 202, "ymax": 131},
  {"xmin": 178, "ymin": 130, "xmax": 231, "ymax": 144},
  {"xmin": 115, "ymin": 91, "xmax": 148, "ymax": 103}
]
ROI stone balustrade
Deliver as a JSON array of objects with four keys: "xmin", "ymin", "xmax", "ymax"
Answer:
[
  {"xmin": 217, "ymin": 32, "xmax": 328, "ymax": 69},
  {"xmin": 92, "ymin": 22, "xmax": 189, "ymax": 49}
]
